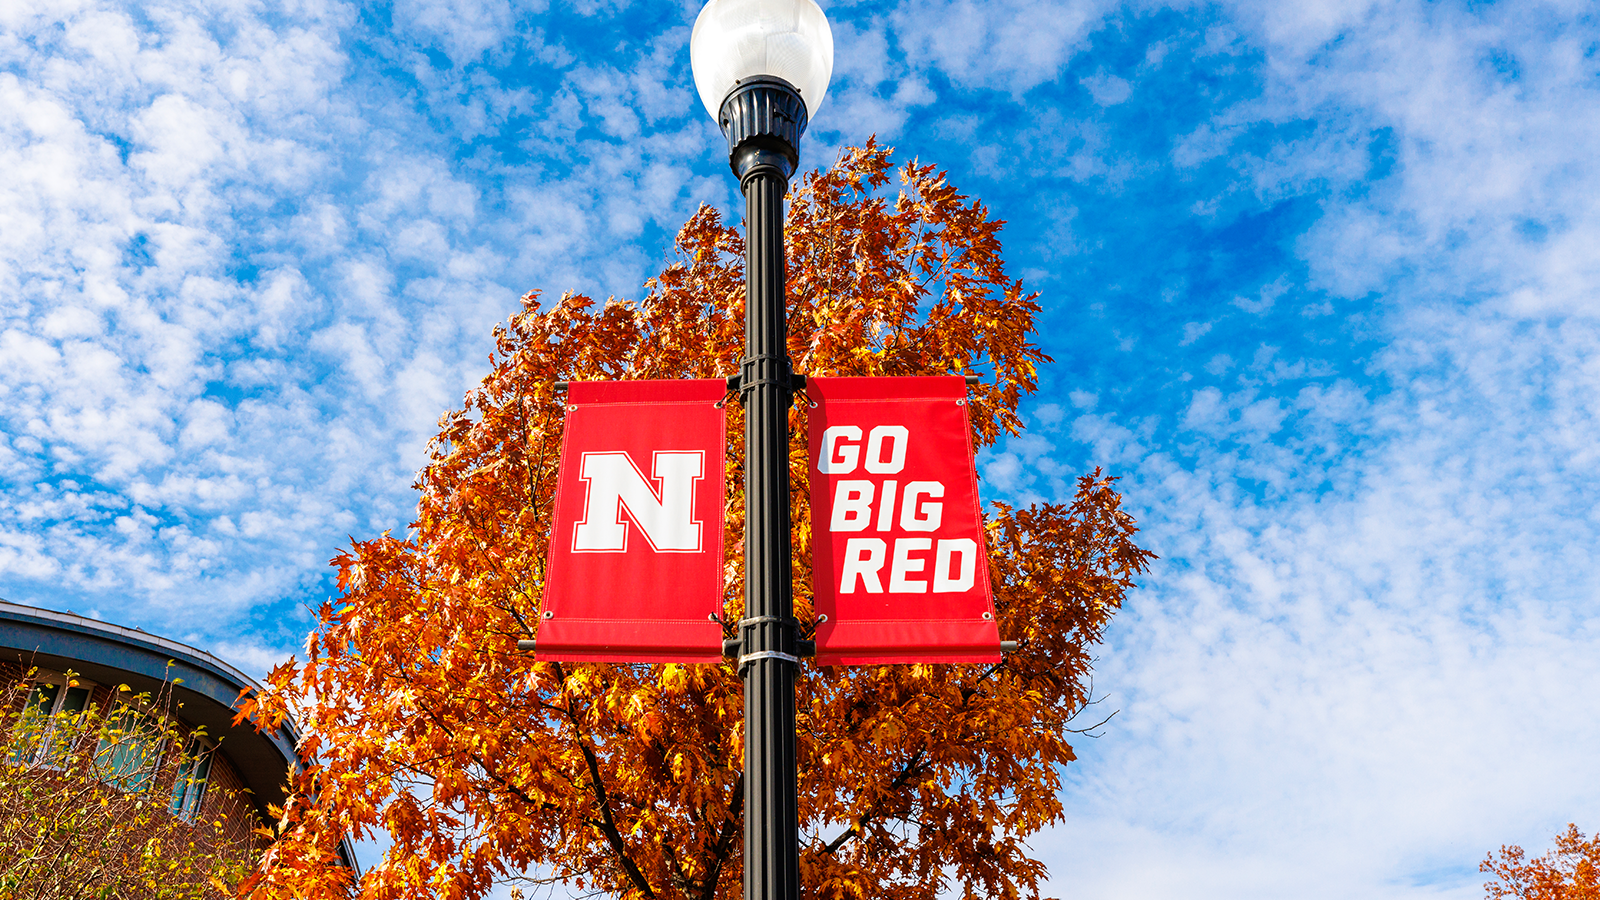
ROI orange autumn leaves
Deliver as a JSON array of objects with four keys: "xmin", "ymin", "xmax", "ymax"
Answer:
[
  {"xmin": 238, "ymin": 141, "xmax": 1155, "ymax": 900},
  {"xmin": 1484, "ymin": 825, "xmax": 1600, "ymax": 900}
]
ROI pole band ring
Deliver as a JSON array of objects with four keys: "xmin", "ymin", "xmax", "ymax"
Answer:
[{"xmin": 739, "ymin": 650, "xmax": 800, "ymax": 666}]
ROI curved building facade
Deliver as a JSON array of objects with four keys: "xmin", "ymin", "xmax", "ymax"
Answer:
[{"xmin": 0, "ymin": 599, "xmax": 356, "ymax": 869}]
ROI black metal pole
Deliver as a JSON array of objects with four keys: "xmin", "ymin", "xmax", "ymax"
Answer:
[{"xmin": 718, "ymin": 76, "xmax": 808, "ymax": 900}]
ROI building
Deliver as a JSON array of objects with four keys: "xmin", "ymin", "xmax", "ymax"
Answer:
[{"xmin": 0, "ymin": 598, "xmax": 357, "ymax": 870}]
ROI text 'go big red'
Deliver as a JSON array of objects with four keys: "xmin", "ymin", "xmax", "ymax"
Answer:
[{"xmin": 816, "ymin": 425, "xmax": 980, "ymax": 595}]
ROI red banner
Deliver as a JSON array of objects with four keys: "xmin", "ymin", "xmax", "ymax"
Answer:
[
  {"xmin": 537, "ymin": 380, "xmax": 727, "ymax": 663},
  {"xmin": 807, "ymin": 376, "xmax": 1001, "ymax": 665}
]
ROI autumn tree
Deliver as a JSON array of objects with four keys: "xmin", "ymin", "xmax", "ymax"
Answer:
[
  {"xmin": 240, "ymin": 141, "xmax": 1155, "ymax": 900},
  {"xmin": 0, "ymin": 671, "xmax": 256, "ymax": 898},
  {"xmin": 1483, "ymin": 825, "xmax": 1600, "ymax": 900}
]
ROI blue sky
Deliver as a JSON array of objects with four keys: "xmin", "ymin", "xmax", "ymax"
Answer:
[{"xmin": 3, "ymin": 0, "xmax": 1599, "ymax": 897}]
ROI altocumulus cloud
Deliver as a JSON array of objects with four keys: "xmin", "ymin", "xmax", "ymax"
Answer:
[
  {"xmin": 3, "ymin": 1, "xmax": 1599, "ymax": 899},
  {"xmin": 0, "ymin": 0, "xmax": 726, "ymax": 654},
  {"xmin": 963, "ymin": 2, "xmax": 1600, "ymax": 898}
]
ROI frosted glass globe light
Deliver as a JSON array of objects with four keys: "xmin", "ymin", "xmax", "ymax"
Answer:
[{"xmin": 690, "ymin": 0, "xmax": 834, "ymax": 121}]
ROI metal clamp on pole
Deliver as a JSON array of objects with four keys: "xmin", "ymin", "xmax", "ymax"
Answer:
[
  {"xmin": 737, "ymin": 615, "xmax": 790, "ymax": 628},
  {"xmin": 725, "ymin": 615, "xmax": 796, "ymax": 659},
  {"xmin": 738, "ymin": 354, "xmax": 795, "ymax": 394},
  {"xmin": 725, "ymin": 371, "xmax": 808, "ymax": 399},
  {"xmin": 739, "ymin": 650, "xmax": 799, "ymax": 667}
]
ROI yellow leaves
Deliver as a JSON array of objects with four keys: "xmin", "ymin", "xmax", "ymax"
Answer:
[
  {"xmin": 563, "ymin": 666, "xmax": 598, "ymax": 695},
  {"xmin": 660, "ymin": 664, "xmax": 689, "ymax": 694},
  {"xmin": 669, "ymin": 752, "xmax": 691, "ymax": 782},
  {"xmin": 1, "ymin": 679, "xmax": 256, "ymax": 898}
]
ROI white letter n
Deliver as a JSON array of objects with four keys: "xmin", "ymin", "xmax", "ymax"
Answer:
[{"xmin": 572, "ymin": 451, "xmax": 704, "ymax": 552}]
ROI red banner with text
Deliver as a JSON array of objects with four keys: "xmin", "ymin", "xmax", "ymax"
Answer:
[
  {"xmin": 807, "ymin": 376, "xmax": 1001, "ymax": 665},
  {"xmin": 537, "ymin": 379, "xmax": 727, "ymax": 663}
]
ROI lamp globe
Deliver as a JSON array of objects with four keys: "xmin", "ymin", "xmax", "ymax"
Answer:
[{"xmin": 690, "ymin": 0, "xmax": 834, "ymax": 122}]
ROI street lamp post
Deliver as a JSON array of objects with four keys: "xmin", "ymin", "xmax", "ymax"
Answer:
[{"xmin": 690, "ymin": 3, "xmax": 833, "ymax": 898}]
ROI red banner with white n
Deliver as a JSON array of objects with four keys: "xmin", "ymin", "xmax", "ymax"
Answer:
[
  {"xmin": 807, "ymin": 376, "xmax": 1001, "ymax": 665},
  {"xmin": 537, "ymin": 379, "xmax": 727, "ymax": 663}
]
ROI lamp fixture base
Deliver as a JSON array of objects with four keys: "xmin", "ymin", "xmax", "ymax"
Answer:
[{"xmin": 718, "ymin": 75, "xmax": 808, "ymax": 182}]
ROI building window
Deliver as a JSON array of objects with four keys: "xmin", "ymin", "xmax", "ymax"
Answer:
[
  {"xmin": 97, "ymin": 708, "xmax": 165, "ymax": 792},
  {"xmin": 9, "ymin": 674, "xmax": 95, "ymax": 764},
  {"xmin": 169, "ymin": 738, "xmax": 213, "ymax": 821}
]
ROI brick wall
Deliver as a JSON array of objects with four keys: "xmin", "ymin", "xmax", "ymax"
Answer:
[{"xmin": 199, "ymin": 742, "xmax": 269, "ymax": 847}]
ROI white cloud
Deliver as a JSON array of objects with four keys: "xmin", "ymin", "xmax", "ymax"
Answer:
[
  {"xmin": 936, "ymin": 2, "xmax": 1600, "ymax": 896},
  {"xmin": 887, "ymin": 0, "xmax": 1113, "ymax": 94},
  {"xmin": 1228, "ymin": 0, "xmax": 1600, "ymax": 315},
  {"xmin": 1081, "ymin": 71, "xmax": 1132, "ymax": 106},
  {"xmin": 391, "ymin": 0, "xmax": 521, "ymax": 65},
  {"xmin": 0, "ymin": 0, "xmax": 750, "ymax": 644}
]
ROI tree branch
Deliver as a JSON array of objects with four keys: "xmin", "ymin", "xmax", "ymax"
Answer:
[
  {"xmin": 819, "ymin": 662, "xmax": 1015, "ymax": 859},
  {"xmin": 820, "ymin": 749, "xmax": 928, "ymax": 856},
  {"xmin": 697, "ymin": 773, "xmax": 743, "ymax": 900},
  {"xmin": 554, "ymin": 662, "xmax": 657, "ymax": 899}
]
